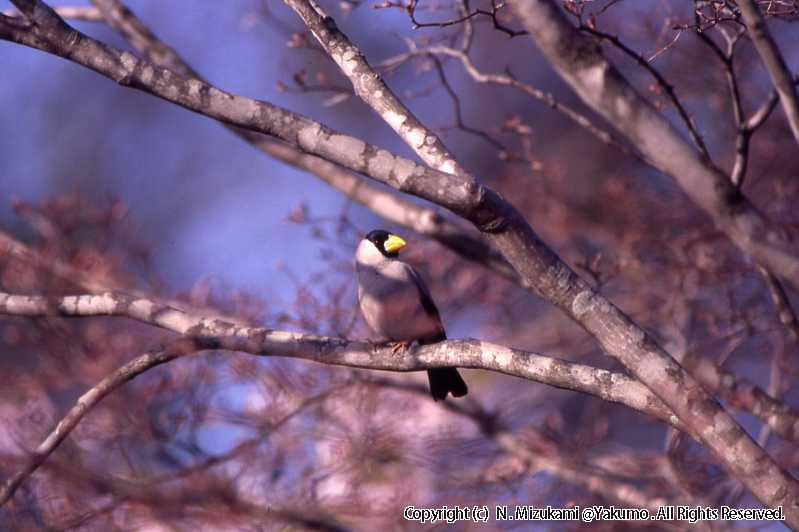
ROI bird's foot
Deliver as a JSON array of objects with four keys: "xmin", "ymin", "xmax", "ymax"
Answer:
[{"xmin": 389, "ymin": 340, "xmax": 413, "ymax": 355}]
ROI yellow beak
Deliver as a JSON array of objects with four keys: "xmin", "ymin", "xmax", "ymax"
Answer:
[{"xmin": 384, "ymin": 234, "xmax": 406, "ymax": 253}]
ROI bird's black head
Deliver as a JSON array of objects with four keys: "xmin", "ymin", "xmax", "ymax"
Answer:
[{"xmin": 365, "ymin": 229, "xmax": 406, "ymax": 258}]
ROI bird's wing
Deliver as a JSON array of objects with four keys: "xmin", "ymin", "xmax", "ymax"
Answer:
[{"xmin": 402, "ymin": 262, "xmax": 446, "ymax": 339}]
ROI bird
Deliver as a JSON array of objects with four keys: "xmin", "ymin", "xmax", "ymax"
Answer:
[{"xmin": 355, "ymin": 229, "xmax": 468, "ymax": 401}]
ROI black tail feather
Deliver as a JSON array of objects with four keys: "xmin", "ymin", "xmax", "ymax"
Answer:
[{"xmin": 427, "ymin": 368, "xmax": 468, "ymax": 401}]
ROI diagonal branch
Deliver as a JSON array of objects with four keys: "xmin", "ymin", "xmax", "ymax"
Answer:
[
  {"xmin": 0, "ymin": 339, "xmax": 198, "ymax": 507},
  {"xmin": 510, "ymin": 0, "xmax": 799, "ymax": 294},
  {"xmin": 289, "ymin": 0, "xmax": 799, "ymax": 517},
  {"xmin": 737, "ymin": 0, "xmax": 799, "ymax": 147},
  {"xmin": 83, "ymin": 0, "xmax": 516, "ymax": 281},
  {"xmin": 580, "ymin": 25, "xmax": 710, "ymax": 160},
  {"xmin": 760, "ymin": 266, "xmax": 799, "ymax": 343},
  {"xmin": 685, "ymin": 354, "xmax": 799, "ymax": 443},
  {"xmin": 283, "ymin": 0, "xmax": 466, "ymax": 176}
]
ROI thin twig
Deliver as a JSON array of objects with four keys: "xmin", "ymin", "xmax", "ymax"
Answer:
[
  {"xmin": 377, "ymin": 45, "xmax": 648, "ymax": 164},
  {"xmin": 0, "ymin": 339, "xmax": 199, "ymax": 507},
  {"xmin": 695, "ymin": 27, "xmax": 750, "ymax": 186},
  {"xmin": 402, "ymin": 0, "xmax": 527, "ymax": 37},
  {"xmin": 580, "ymin": 25, "xmax": 710, "ymax": 160}
]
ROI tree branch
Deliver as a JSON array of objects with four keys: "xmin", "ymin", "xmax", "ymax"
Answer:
[
  {"xmin": 694, "ymin": 27, "xmax": 799, "ymax": 368},
  {"xmin": 510, "ymin": 0, "xmax": 799, "ymax": 521},
  {"xmin": 737, "ymin": 0, "xmax": 799, "ymax": 147},
  {"xmin": 284, "ymin": 0, "xmax": 467, "ymax": 176},
  {"xmin": 0, "ymin": 291, "xmax": 684, "ymax": 432},
  {"xmin": 19, "ymin": 287, "xmax": 799, "ymax": 447},
  {"xmin": 0, "ymin": 339, "xmax": 198, "ymax": 507},
  {"xmin": 377, "ymin": 45, "xmax": 647, "ymax": 165},
  {"xmin": 0, "ymin": 290, "xmax": 688, "ymax": 506},
  {"xmin": 510, "ymin": 0, "xmax": 799, "ymax": 293},
  {"xmin": 83, "ymin": 0, "xmax": 516, "ymax": 281},
  {"xmin": 686, "ymin": 354, "xmax": 799, "ymax": 443},
  {"xmin": 0, "ymin": 229, "xmax": 252, "ymax": 327},
  {"xmin": 580, "ymin": 25, "xmax": 710, "ymax": 160},
  {"xmin": 695, "ymin": 27, "xmax": 750, "ymax": 187},
  {"xmin": 5, "ymin": 286, "xmax": 799, "ymax": 476}
]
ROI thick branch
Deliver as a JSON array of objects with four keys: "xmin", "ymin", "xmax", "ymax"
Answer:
[
  {"xmin": 688, "ymin": 348, "xmax": 799, "ymax": 442},
  {"xmin": 0, "ymin": 290, "xmax": 687, "ymax": 506},
  {"xmin": 510, "ymin": 0, "xmax": 799, "ymax": 520},
  {"xmin": 510, "ymin": 0, "xmax": 799, "ymax": 293},
  {"xmin": 84, "ymin": 0, "xmax": 516, "ymax": 281},
  {"xmin": 0, "ymin": 291, "xmax": 683, "ymax": 432},
  {"xmin": 283, "ymin": 0, "xmax": 466, "ymax": 176},
  {"xmin": 737, "ymin": 0, "xmax": 799, "ymax": 147}
]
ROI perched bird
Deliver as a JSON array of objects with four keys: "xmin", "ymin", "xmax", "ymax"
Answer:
[{"xmin": 355, "ymin": 229, "xmax": 468, "ymax": 401}]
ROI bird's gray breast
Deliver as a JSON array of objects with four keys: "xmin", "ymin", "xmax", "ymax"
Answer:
[{"xmin": 357, "ymin": 260, "xmax": 442, "ymax": 342}]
